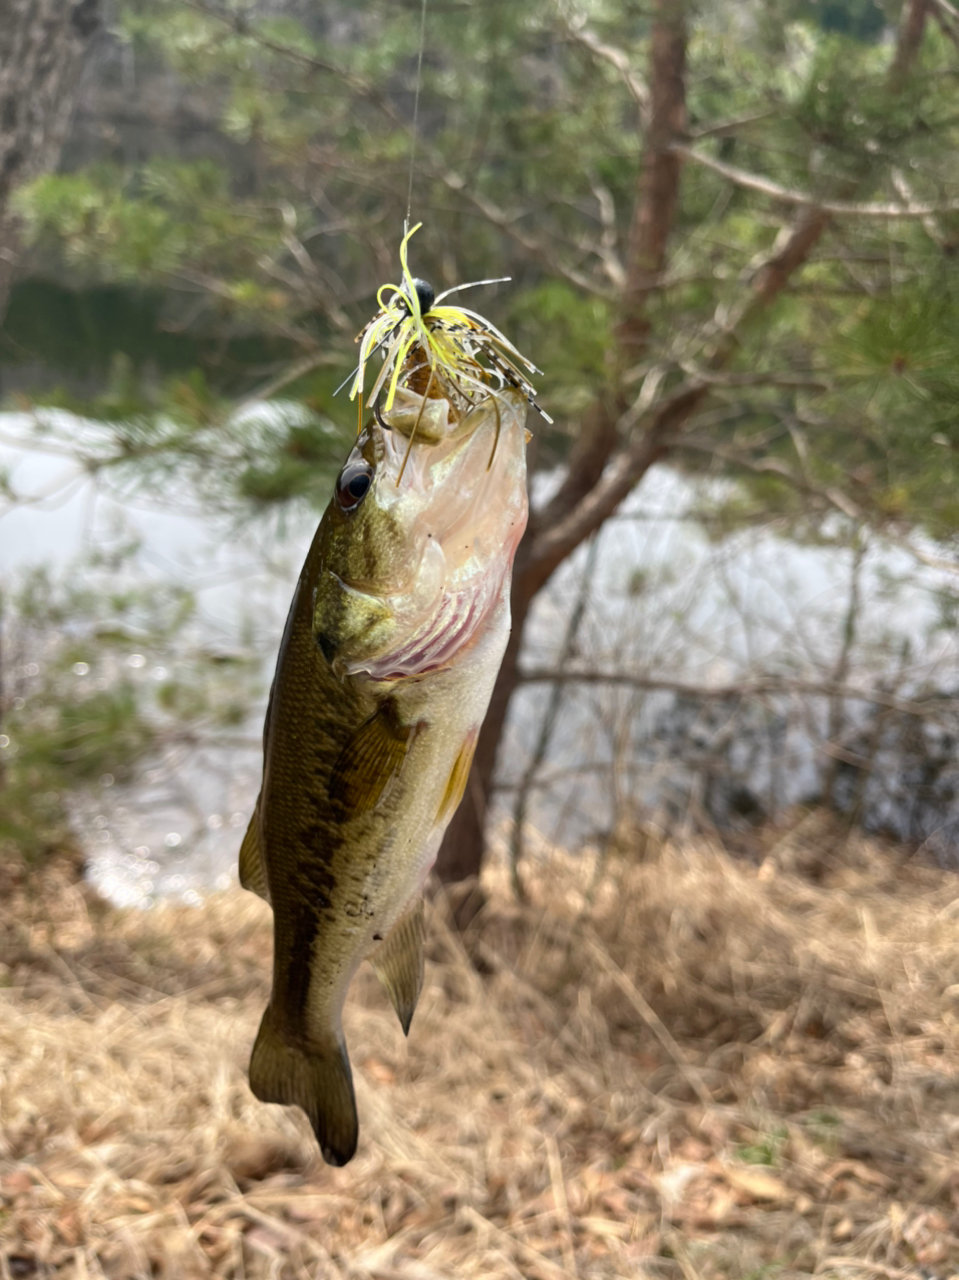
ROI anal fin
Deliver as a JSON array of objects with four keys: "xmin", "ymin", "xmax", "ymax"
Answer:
[
  {"xmin": 330, "ymin": 701, "xmax": 423, "ymax": 816},
  {"xmin": 370, "ymin": 897, "xmax": 425, "ymax": 1036},
  {"xmin": 239, "ymin": 799, "xmax": 271, "ymax": 903}
]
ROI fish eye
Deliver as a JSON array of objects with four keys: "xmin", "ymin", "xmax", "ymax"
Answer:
[{"xmin": 334, "ymin": 460, "xmax": 373, "ymax": 512}]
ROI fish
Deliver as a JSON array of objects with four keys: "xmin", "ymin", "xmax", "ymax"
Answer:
[{"xmin": 239, "ymin": 377, "xmax": 530, "ymax": 1166}]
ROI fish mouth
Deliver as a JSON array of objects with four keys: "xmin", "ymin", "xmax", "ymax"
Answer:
[
  {"xmin": 377, "ymin": 385, "xmax": 482, "ymax": 446},
  {"xmin": 314, "ymin": 388, "xmax": 527, "ymax": 680},
  {"xmin": 337, "ymin": 391, "xmax": 527, "ymax": 680},
  {"xmin": 377, "ymin": 389, "xmax": 518, "ymax": 551}
]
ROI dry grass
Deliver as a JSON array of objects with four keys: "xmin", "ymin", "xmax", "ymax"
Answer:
[{"xmin": 2, "ymin": 812, "xmax": 959, "ymax": 1279}]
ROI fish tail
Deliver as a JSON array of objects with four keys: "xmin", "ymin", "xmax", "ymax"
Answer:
[{"xmin": 248, "ymin": 1005, "xmax": 358, "ymax": 1167}]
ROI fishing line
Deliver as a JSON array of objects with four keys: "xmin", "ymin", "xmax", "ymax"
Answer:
[
  {"xmin": 334, "ymin": 0, "xmax": 427, "ymax": 403},
  {"xmin": 405, "ymin": 0, "xmax": 429, "ymax": 229}
]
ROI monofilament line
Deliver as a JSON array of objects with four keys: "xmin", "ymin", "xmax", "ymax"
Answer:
[{"xmin": 406, "ymin": 0, "xmax": 429, "ymax": 227}]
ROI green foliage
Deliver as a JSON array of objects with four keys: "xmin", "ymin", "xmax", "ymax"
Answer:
[
  {"xmin": 237, "ymin": 417, "xmax": 345, "ymax": 506},
  {"xmin": 510, "ymin": 282, "xmax": 612, "ymax": 416},
  {"xmin": 791, "ymin": 0, "xmax": 890, "ymax": 40},
  {"xmin": 15, "ymin": 160, "xmax": 292, "ymax": 301},
  {"xmin": 0, "ymin": 559, "xmax": 260, "ymax": 869},
  {"xmin": 4, "ymin": 0, "xmax": 959, "ymax": 547},
  {"xmin": 737, "ymin": 1125, "xmax": 789, "ymax": 1166}
]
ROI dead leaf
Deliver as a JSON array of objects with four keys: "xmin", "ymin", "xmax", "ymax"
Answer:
[
  {"xmin": 1, "ymin": 1171, "xmax": 34, "ymax": 1197},
  {"xmin": 823, "ymin": 1159, "xmax": 893, "ymax": 1189},
  {"xmin": 721, "ymin": 1166, "xmax": 790, "ymax": 1203},
  {"xmin": 53, "ymin": 1206, "xmax": 82, "ymax": 1248},
  {"xmin": 706, "ymin": 1187, "xmax": 738, "ymax": 1224},
  {"xmin": 655, "ymin": 1163, "xmax": 708, "ymax": 1206},
  {"xmin": 362, "ymin": 1057, "xmax": 395, "ymax": 1085},
  {"xmin": 580, "ymin": 1217, "xmax": 630, "ymax": 1241}
]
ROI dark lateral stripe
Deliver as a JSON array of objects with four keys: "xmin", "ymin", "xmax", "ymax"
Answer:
[{"xmin": 281, "ymin": 826, "xmax": 340, "ymax": 1024}]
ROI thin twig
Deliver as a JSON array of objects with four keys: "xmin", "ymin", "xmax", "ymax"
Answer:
[
  {"xmin": 673, "ymin": 143, "xmax": 959, "ymax": 218},
  {"xmin": 514, "ymin": 668, "xmax": 953, "ymax": 720},
  {"xmin": 586, "ymin": 932, "xmax": 715, "ymax": 1110}
]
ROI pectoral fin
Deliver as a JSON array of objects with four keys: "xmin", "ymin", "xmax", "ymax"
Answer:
[
  {"xmin": 436, "ymin": 728, "xmax": 478, "ymax": 826},
  {"xmin": 329, "ymin": 702, "xmax": 422, "ymax": 815},
  {"xmin": 239, "ymin": 799, "xmax": 271, "ymax": 903},
  {"xmin": 370, "ymin": 897, "xmax": 425, "ymax": 1035}
]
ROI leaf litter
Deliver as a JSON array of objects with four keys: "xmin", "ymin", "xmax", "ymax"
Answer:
[{"xmin": 1, "ymin": 811, "xmax": 958, "ymax": 1279}]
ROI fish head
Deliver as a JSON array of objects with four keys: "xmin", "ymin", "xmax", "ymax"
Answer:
[{"xmin": 313, "ymin": 388, "xmax": 529, "ymax": 679}]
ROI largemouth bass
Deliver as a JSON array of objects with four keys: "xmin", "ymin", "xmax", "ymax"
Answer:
[{"xmin": 240, "ymin": 383, "xmax": 529, "ymax": 1165}]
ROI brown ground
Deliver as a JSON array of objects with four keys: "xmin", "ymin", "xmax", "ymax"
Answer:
[{"xmin": 1, "ymin": 812, "xmax": 958, "ymax": 1279}]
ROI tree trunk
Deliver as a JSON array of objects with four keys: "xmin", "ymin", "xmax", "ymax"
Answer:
[
  {"xmin": 433, "ymin": 0, "xmax": 932, "ymax": 898},
  {"xmin": 434, "ymin": 1, "xmax": 691, "ymax": 892},
  {"xmin": 0, "ymin": 0, "xmax": 100, "ymax": 321}
]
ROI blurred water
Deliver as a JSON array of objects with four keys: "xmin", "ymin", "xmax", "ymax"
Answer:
[
  {"xmin": 0, "ymin": 409, "xmax": 308, "ymax": 906},
  {"xmin": 3, "ymin": 410, "xmax": 958, "ymax": 902},
  {"xmin": 506, "ymin": 474, "xmax": 959, "ymax": 853}
]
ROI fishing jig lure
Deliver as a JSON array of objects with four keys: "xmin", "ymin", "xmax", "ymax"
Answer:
[{"xmin": 347, "ymin": 222, "xmax": 552, "ymax": 427}]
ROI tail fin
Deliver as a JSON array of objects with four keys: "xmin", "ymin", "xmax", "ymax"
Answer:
[{"xmin": 248, "ymin": 1005, "xmax": 358, "ymax": 1167}]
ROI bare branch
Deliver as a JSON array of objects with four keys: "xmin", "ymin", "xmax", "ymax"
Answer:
[
  {"xmin": 677, "ymin": 434, "xmax": 959, "ymax": 576},
  {"xmin": 677, "ymin": 434, "xmax": 864, "ymax": 519},
  {"xmin": 676, "ymin": 364, "xmax": 832, "ymax": 391},
  {"xmin": 710, "ymin": 207, "xmax": 834, "ymax": 353},
  {"xmin": 932, "ymin": 0, "xmax": 959, "ymax": 52},
  {"xmin": 434, "ymin": 172, "xmax": 616, "ymax": 299},
  {"xmin": 183, "ymin": 0, "xmax": 406, "ymax": 128},
  {"xmin": 589, "ymin": 175, "xmax": 625, "ymax": 289},
  {"xmin": 891, "ymin": 167, "xmax": 950, "ymax": 250},
  {"xmin": 687, "ymin": 111, "xmax": 776, "ymax": 140},
  {"xmin": 564, "ymin": 19, "xmax": 650, "ymax": 115},
  {"xmin": 674, "ymin": 144, "xmax": 959, "ymax": 218},
  {"xmin": 515, "ymin": 668, "xmax": 950, "ymax": 721},
  {"xmin": 526, "ymin": 380, "xmax": 707, "ymax": 591},
  {"xmin": 230, "ymin": 349, "xmax": 343, "ymax": 420}
]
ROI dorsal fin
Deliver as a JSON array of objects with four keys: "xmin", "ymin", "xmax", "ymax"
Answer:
[{"xmin": 238, "ymin": 798, "xmax": 270, "ymax": 903}]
